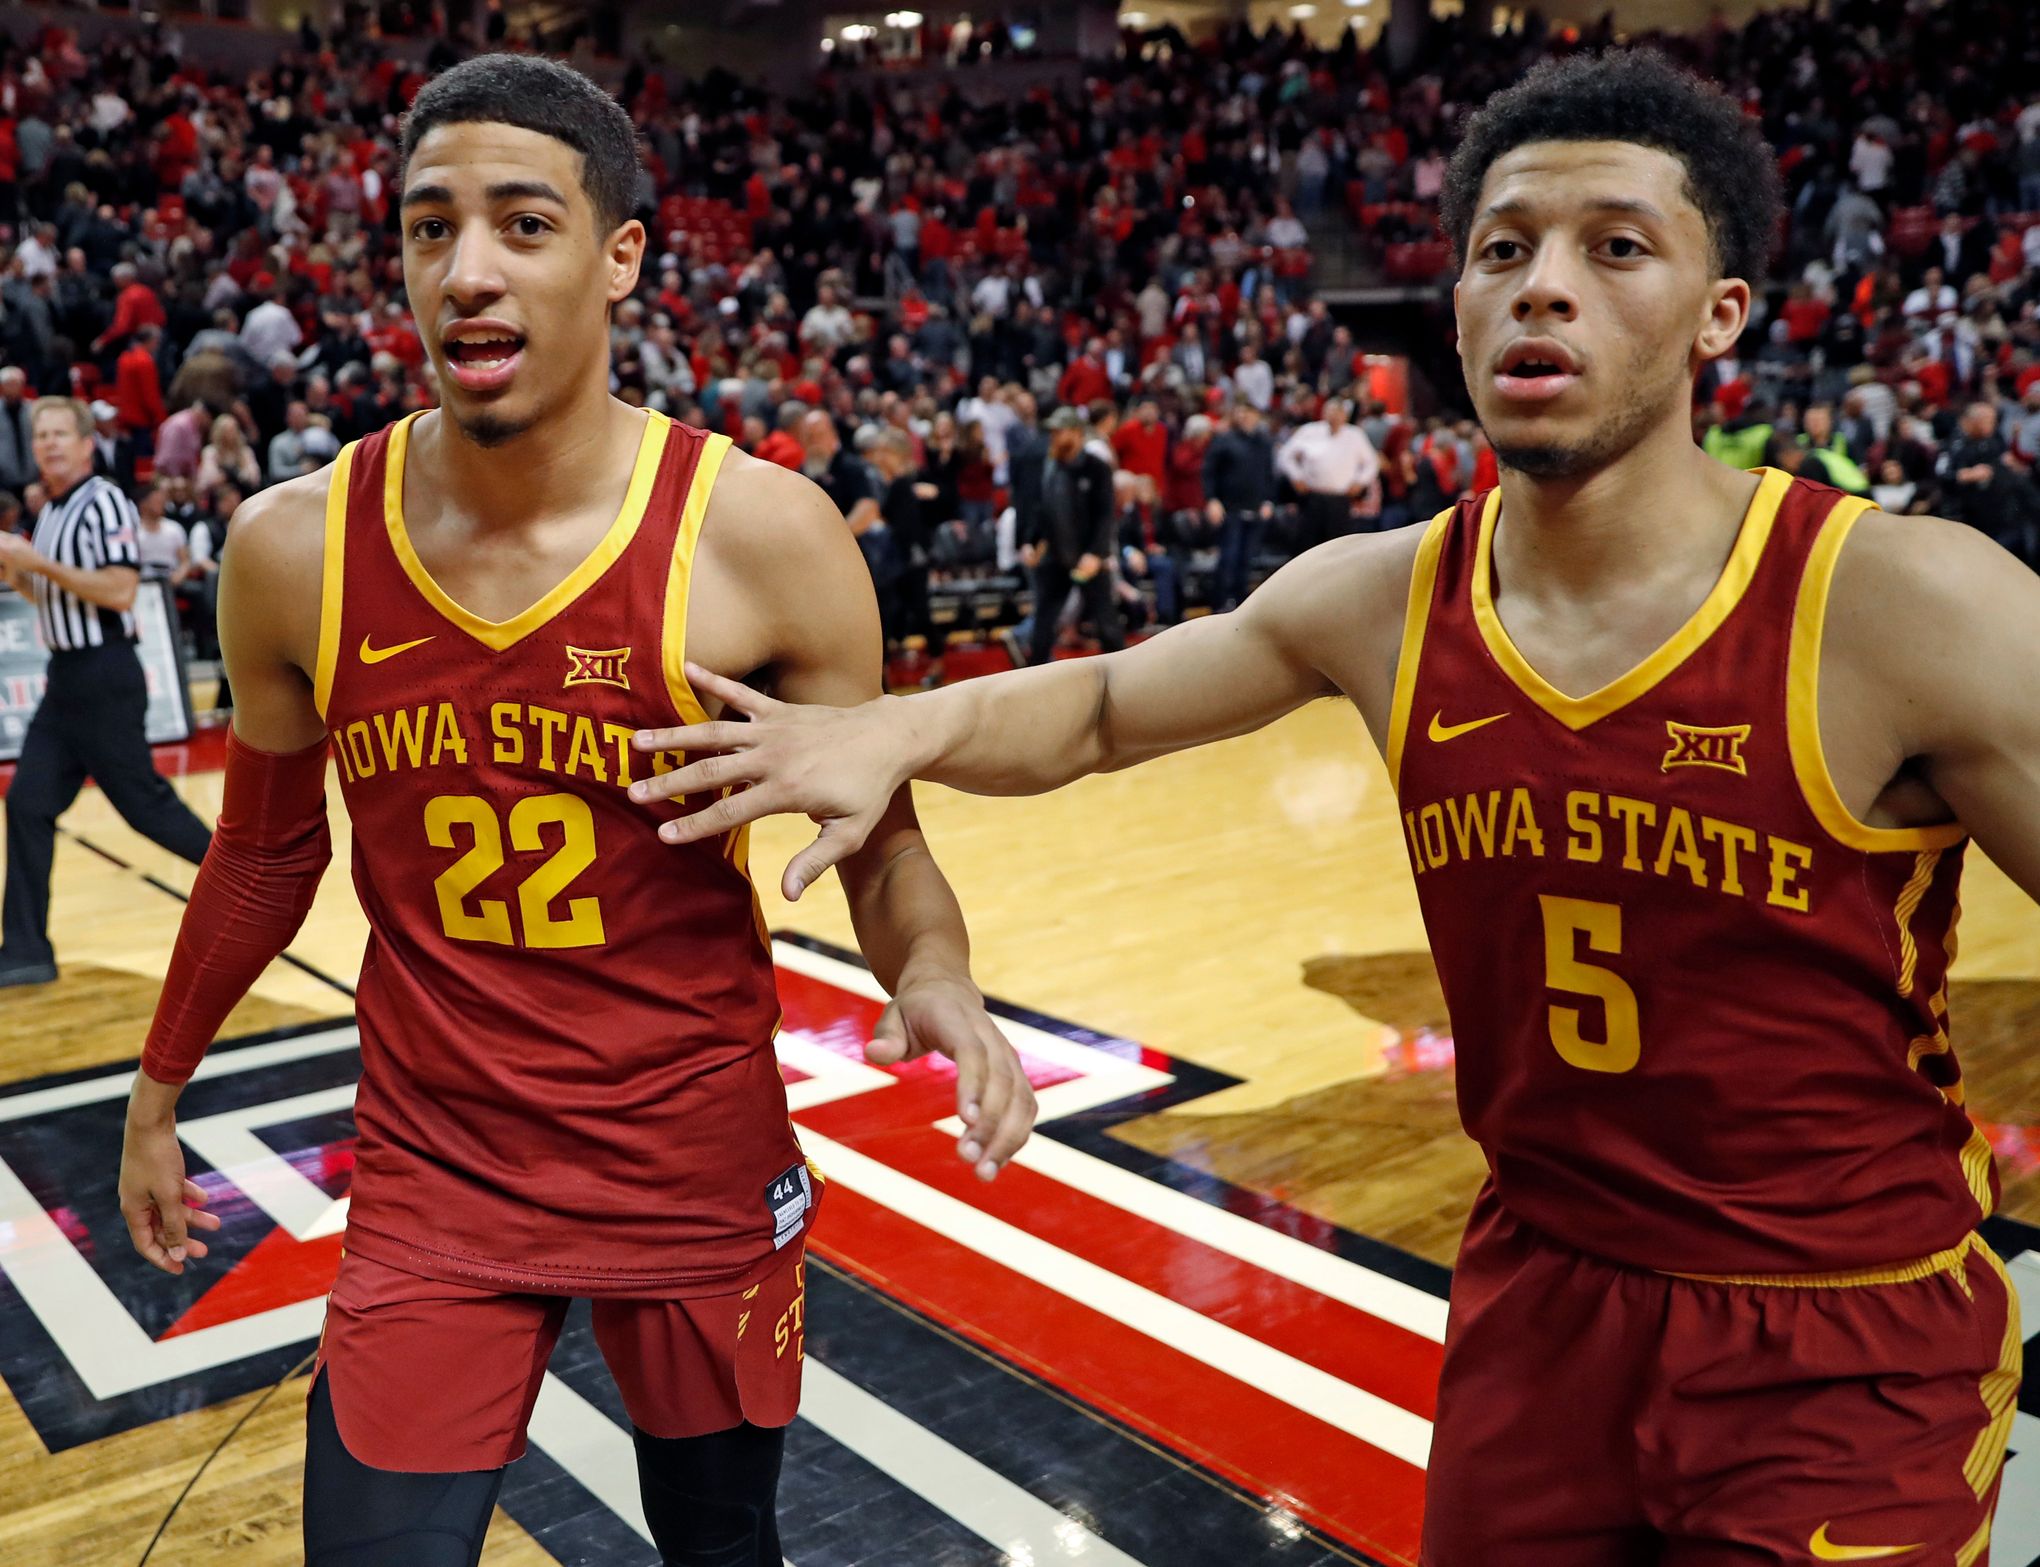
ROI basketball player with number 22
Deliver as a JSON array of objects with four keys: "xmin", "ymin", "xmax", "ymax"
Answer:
[
  {"xmin": 632, "ymin": 55, "xmax": 2040, "ymax": 1567},
  {"xmin": 115, "ymin": 54, "xmax": 1036, "ymax": 1567}
]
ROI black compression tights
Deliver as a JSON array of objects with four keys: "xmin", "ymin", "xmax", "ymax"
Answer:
[{"xmin": 302, "ymin": 1368, "xmax": 787, "ymax": 1566}]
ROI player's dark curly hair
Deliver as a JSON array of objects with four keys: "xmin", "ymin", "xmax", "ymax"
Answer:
[
  {"xmin": 400, "ymin": 54, "xmax": 640, "ymax": 235},
  {"xmin": 1439, "ymin": 50, "xmax": 1782, "ymax": 286}
]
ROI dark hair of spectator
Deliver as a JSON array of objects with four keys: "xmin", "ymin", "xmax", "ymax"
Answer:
[
  {"xmin": 1439, "ymin": 50, "xmax": 1783, "ymax": 287},
  {"xmin": 399, "ymin": 55, "xmax": 641, "ymax": 235}
]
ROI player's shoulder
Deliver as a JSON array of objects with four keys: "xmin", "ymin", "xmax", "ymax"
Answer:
[
  {"xmin": 215, "ymin": 460, "xmax": 340, "ymax": 586},
  {"xmin": 1823, "ymin": 505, "xmax": 2040, "ymax": 730},
  {"xmin": 1240, "ymin": 512, "xmax": 1439, "ymax": 674},
  {"xmin": 699, "ymin": 443, "xmax": 859, "ymax": 561},
  {"xmin": 1257, "ymin": 511, "xmax": 1436, "ymax": 622},
  {"xmin": 1827, "ymin": 505, "xmax": 2026, "ymax": 623}
]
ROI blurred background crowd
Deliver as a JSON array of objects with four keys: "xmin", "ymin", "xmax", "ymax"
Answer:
[{"xmin": 2, "ymin": 0, "xmax": 2037, "ymax": 688}]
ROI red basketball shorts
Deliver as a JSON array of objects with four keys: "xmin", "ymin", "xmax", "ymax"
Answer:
[
  {"xmin": 310, "ymin": 1240, "xmax": 809, "ymax": 1472},
  {"xmin": 1422, "ymin": 1185, "xmax": 2021, "ymax": 1566}
]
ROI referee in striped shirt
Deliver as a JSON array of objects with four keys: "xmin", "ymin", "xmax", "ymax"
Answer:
[{"xmin": 0, "ymin": 397, "xmax": 212, "ymax": 989}]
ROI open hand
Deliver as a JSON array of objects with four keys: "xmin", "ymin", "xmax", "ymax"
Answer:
[{"xmin": 631, "ymin": 664, "xmax": 913, "ymax": 900}]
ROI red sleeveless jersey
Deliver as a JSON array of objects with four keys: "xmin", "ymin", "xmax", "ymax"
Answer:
[
  {"xmin": 311, "ymin": 410, "xmax": 814, "ymax": 1296},
  {"xmin": 1388, "ymin": 468, "xmax": 1990, "ymax": 1276}
]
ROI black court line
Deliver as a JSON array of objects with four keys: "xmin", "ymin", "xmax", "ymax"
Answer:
[{"xmin": 58, "ymin": 825, "xmax": 358, "ymax": 1000}]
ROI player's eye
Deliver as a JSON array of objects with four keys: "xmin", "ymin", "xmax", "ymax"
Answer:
[
  {"xmin": 511, "ymin": 215, "xmax": 551, "ymax": 238},
  {"xmin": 1479, "ymin": 238, "xmax": 1523, "ymax": 262},
  {"xmin": 1601, "ymin": 236, "xmax": 1647, "ymax": 259},
  {"xmin": 410, "ymin": 218, "xmax": 448, "ymax": 242}
]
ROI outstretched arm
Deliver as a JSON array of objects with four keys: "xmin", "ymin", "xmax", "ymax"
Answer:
[
  {"xmin": 632, "ymin": 527, "xmax": 1416, "ymax": 896},
  {"xmin": 694, "ymin": 456, "xmax": 1035, "ymax": 1178}
]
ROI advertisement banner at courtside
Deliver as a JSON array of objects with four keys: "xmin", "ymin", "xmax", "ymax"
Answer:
[{"xmin": 0, "ymin": 581, "xmax": 194, "ymax": 763}]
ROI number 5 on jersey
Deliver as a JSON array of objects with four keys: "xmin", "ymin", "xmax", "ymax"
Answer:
[
  {"xmin": 426, "ymin": 793, "xmax": 607, "ymax": 950},
  {"xmin": 1539, "ymin": 895, "xmax": 1641, "ymax": 1074}
]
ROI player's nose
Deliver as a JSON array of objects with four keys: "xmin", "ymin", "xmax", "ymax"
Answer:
[
  {"xmin": 442, "ymin": 231, "xmax": 509, "ymax": 307},
  {"xmin": 1511, "ymin": 251, "xmax": 1580, "ymax": 320}
]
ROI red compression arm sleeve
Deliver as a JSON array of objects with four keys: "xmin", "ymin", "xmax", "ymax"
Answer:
[{"xmin": 140, "ymin": 729, "xmax": 333, "ymax": 1086}]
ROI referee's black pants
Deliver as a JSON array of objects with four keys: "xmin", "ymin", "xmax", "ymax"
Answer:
[
  {"xmin": 1297, "ymin": 490, "xmax": 1360, "ymax": 551},
  {"xmin": 2, "ymin": 643, "xmax": 212, "ymax": 966},
  {"xmin": 1028, "ymin": 557, "xmax": 1125, "ymax": 667}
]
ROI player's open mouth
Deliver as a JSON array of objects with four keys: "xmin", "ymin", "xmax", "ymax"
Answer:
[
  {"xmin": 1493, "ymin": 339, "xmax": 1581, "ymax": 403},
  {"xmin": 443, "ymin": 330, "xmax": 527, "ymax": 392}
]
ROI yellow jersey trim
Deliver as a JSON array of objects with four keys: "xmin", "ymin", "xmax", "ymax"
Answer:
[
  {"xmin": 1470, "ymin": 467, "xmax": 1790, "ymax": 732},
  {"xmin": 1664, "ymin": 1232, "xmax": 1978, "ymax": 1289},
  {"xmin": 1785, "ymin": 501, "xmax": 1968, "ymax": 852},
  {"xmin": 661, "ymin": 431, "xmax": 734, "ymax": 726},
  {"xmin": 382, "ymin": 408, "xmax": 670, "ymax": 653},
  {"xmin": 1384, "ymin": 508, "xmax": 1453, "ymax": 792},
  {"xmin": 1964, "ymin": 1238, "xmax": 2020, "ymax": 1502},
  {"xmin": 311, "ymin": 441, "xmax": 357, "ymax": 721}
]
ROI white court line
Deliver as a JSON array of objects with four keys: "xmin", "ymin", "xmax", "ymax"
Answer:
[
  {"xmin": 799, "ymin": 1358, "xmax": 1145, "ymax": 1563},
  {"xmin": 985, "ymin": 1131, "xmax": 1448, "ymax": 1344},
  {"xmin": 799, "ymin": 1130, "xmax": 1433, "ymax": 1468},
  {"xmin": 772, "ymin": 941, "xmax": 1173, "ymax": 1094},
  {"xmin": 526, "ymin": 1371, "xmax": 658, "ymax": 1544},
  {"xmin": 524, "ymin": 1358, "xmax": 1142, "ymax": 1567},
  {"xmin": 0, "ymin": 1025, "xmax": 360, "ymax": 1123},
  {"xmin": 179, "ymin": 1085, "xmax": 357, "ymax": 1240},
  {"xmin": 777, "ymin": 1031, "xmax": 900, "ymax": 1115},
  {"xmin": 0, "ymin": 1148, "xmax": 325, "ymax": 1398}
]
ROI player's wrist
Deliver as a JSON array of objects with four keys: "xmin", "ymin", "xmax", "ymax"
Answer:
[
  {"xmin": 126, "ymin": 1070, "xmax": 184, "ymax": 1128},
  {"xmin": 888, "ymin": 689, "xmax": 960, "ymax": 785},
  {"xmin": 893, "ymin": 964, "xmax": 982, "ymax": 1007}
]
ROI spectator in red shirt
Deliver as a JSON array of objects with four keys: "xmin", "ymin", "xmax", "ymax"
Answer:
[
  {"xmin": 1779, "ymin": 281, "xmax": 1830, "ymax": 344},
  {"xmin": 1057, "ymin": 338, "xmax": 1112, "ymax": 409},
  {"xmin": 92, "ymin": 263, "xmax": 166, "ymax": 355},
  {"xmin": 0, "ymin": 114, "xmax": 17, "ymax": 218},
  {"xmin": 753, "ymin": 402, "xmax": 807, "ymax": 470},
  {"xmin": 1111, "ymin": 398, "xmax": 1169, "ymax": 489},
  {"xmin": 116, "ymin": 324, "xmax": 167, "ymax": 444}
]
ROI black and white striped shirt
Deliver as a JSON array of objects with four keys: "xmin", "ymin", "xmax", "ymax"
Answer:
[{"xmin": 29, "ymin": 474, "xmax": 142, "ymax": 651}]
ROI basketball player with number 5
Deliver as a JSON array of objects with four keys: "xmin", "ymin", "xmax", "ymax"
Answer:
[{"xmin": 629, "ymin": 54, "xmax": 2040, "ymax": 1567}]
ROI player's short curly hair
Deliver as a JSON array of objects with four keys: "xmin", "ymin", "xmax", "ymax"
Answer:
[
  {"xmin": 1439, "ymin": 50, "xmax": 1782, "ymax": 286},
  {"xmin": 400, "ymin": 54, "xmax": 640, "ymax": 235}
]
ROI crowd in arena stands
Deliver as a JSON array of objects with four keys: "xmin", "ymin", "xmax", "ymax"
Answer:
[{"xmin": 0, "ymin": 0, "xmax": 2036, "ymax": 687}]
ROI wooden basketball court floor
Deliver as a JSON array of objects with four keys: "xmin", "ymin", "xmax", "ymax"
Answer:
[{"xmin": 5, "ymin": 699, "xmax": 2040, "ymax": 1566}]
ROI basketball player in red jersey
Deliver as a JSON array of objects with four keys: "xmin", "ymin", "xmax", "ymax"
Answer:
[
  {"xmin": 114, "ymin": 55, "xmax": 1035, "ymax": 1566},
  {"xmin": 629, "ymin": 51, "xmax": 2040, "ymax": 1565}
]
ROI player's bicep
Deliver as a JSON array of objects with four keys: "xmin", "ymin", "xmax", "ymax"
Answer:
[
  {"xmin": 1866, "ymin": 518, "xmax": 2040, "ymax": 901},
  {"xmin": 215, "ymin": 491, "xmax": 328, "ymax": 754},
  {"xmin": 1093, "ymin": 548, "xmax": 1351, "ymax": 770},
  {"xmin": 742, "ymin": 467, "xmax": 925, "ymax": 870}
]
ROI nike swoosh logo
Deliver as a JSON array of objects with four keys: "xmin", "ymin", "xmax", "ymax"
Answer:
[
  {"xmin": 359, "ymin": 634, "xmax": 435, "ymax": 665},
  {"xmin": 1428, "ymin": 709, "xmax": 1509, "ymax": 743},
  {"xmin": 1809, "ymin": 1522, "xmax": 1920, "ymax": 1560}
]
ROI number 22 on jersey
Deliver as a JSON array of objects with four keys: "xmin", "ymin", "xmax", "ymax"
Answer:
[{"xmin": 425, "ymin": 793, "xmax": 607, "ymax": 950}]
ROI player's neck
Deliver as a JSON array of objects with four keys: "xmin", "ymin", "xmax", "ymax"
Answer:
[
  {"xmin": 420, "ymin": 388, "xmax": 645, "ymax": 533},
  {"xmin": 1492, "ymin": 434, "xmax": 1754, "ymax": 606}
]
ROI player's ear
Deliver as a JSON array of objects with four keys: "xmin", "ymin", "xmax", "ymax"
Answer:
[
  {"xmin": 1694, "ymin": 277, "xmax": 1750, "ymax": 364},
  {"xmin": 604, "ymin": 217, "xmax": 646, "ymax": 306}
]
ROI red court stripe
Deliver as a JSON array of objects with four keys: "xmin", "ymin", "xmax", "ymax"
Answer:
[
  {"xmin": 799, "ymin": 1075, "xmax": 1442, "ymax": 1418},
  {"xmin": 811, "ymin": 1182, "xmax": 1427, "ymax": 1564},
  {"xmin": 888, "ymin": 1123, "xmax": 1442, "ymax": 1417}
]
